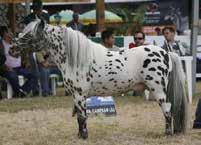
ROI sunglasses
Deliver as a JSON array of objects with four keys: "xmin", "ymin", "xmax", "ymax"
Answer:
[{"xmin": 134, "ymin": 37, "xmax": 144, "ymax": 40}]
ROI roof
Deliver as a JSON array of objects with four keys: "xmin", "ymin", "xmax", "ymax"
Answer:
[{"xmin": 0, "ymin": 0, "xmax": 154, "ymax": 4}]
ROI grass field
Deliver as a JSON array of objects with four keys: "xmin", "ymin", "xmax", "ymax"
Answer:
[{"xmin": 0, "ymin": 82, "xmax": 201, "ymax": 145}]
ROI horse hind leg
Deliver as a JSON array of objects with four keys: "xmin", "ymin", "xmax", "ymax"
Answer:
[
  {"xmin": 73, "ymin": 94, "xmax": 88, "ymax": 139},
  {"xmin": 145, "ymin": 75, "xmax": 173, "ymax": 135},
  {"xmin": 158, "ymin": 97, "xmax": 174, "ymax": 135}
]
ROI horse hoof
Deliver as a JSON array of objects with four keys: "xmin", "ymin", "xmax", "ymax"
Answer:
[{"xmin": 78, "ymin": 129, "xmax": 88, "ymax": 139}]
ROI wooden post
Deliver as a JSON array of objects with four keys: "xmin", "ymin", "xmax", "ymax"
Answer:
[
  {"xmin": 96, "ymin": 0, "xmax": 105, "ymax": 32},
  {"xmin": 7, "ymin": 2, "xmax": 16, "ymax": 34}
]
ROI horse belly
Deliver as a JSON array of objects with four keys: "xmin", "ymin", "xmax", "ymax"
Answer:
[{"xmin": 88, "ymin": 73, "xmax": 135, "ymax": 96}]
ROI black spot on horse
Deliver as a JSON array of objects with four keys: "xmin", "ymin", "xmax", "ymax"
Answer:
[
  {"xmin": 159, "ymin": 50, "xmax": 165, "ymax": 57},
  {"xmin": 145, "ymin": 75, "xmax": 153, "ymax": 80},
  {"xmin": 124, "ymin": 57, "xmax": 128, "ymax": 61},
  {"xmin": 119, "ymin": 50, "xmax": 125, "ymax": 55},
  {"xmin": 161, "ymin": 77, "xmax": 165, "ymax": 87},
  {"xmin": 155, "ymin": 81, "xmax": 160, "ymax": 84},
  {"xmin": 107, "ymin": 54, "xmax": 113, "ymax": 57},
  {"xmin": 89, "ymin": 73, "xmax": 93, "ymax": 78},
  {"xmin": 152, "ymin": 58, "xmax": 161, "ymax": 62},
  {"xmin": 92, "ymin": 67, "xmax": 97, "ymax": 73},
  {"xmin": 116, "ymin": 66, "xmax": 121, "ymax": 69},
  {"xmin": 163, "ymin": 53, "xmax": 169, "ymax": 69},
  {"xmin": 163, "ymin": 87, "xmax": 167, "ymax": 93},
  {"xmin": 109, "ymin": 78, "xmax": 114, "ymax": 81},
  {"xmin": 151, "ymin": 88, "xmax": 155, "ymax": 91},
  {"xmin": 108, "ymin": 71, "xmax": 117, "ymax": 75},
  {"xmin": 159, "ymin": 98, "xmax": 165, "ymax": 106},
  {"xmin": 157, "ymin": 72, "xmax": 161, "ymax": 76},
  {"xmin": 153, "ymin": 52, "xmax": 161, "ymax": 58},
  {"xmin": 87, "ymin": 78, "xmax": 90, "ymax": 82},
  {"xmin": 140, "ymin": 71, "xmax": 144, "ymax": 74},
  {"xmin": 115, "ymin": 59, "xmax": 121, "ymax": 63},
  {"xmin": 157, "ymin": 66, "xmax": 165, "ymax": 75},
  {"xmin": 144, "ymin": 47, "xmax": 151, "ymax": 52},
  {"xmin": 148, "ymin": 67, "xmax": 156, "ymax": 71},
  {"xmin": 143, "ymin": 59, "xmax": 151, "ymax": 68},
  {"xmin": 148, "ymin": 53, "xmax": 154, "ymax": 57}
]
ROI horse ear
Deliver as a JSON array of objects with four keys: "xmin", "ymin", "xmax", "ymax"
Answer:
[{"xmin": 38, "ymin": 19, "xmax": 45, "ymax": 31}]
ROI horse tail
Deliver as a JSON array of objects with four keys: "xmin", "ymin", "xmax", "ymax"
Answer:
[{"xmin": 167, "ymin": 52, "xmax": 190, "ymax": 134}]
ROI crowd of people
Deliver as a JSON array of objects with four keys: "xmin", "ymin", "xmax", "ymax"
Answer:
[{"xmin": 0, "ymin": 0, "xmax": 191, "ymax": 100}]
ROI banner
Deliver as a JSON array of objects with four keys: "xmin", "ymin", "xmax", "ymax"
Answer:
[{"xmin": 143, "ymin": 0, "xmax": 189, "ymax": 35}]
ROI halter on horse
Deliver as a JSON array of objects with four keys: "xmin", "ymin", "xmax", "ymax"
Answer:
[{"xmin": 13, "ymin": 19, "xmax": 189, "ymax": 139}]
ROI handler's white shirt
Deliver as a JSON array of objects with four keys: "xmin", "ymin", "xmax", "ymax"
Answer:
[{"xmin": 3, "ymin": 40, "xmax": 21, "ymax": 68}]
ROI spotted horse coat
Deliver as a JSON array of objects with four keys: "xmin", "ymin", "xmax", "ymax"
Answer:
[{"xmin": 14, "ymin": 19, "xmax": 189, "ymax": 139}]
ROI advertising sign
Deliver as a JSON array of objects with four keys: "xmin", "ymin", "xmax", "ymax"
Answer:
[{"xmin": 86, "ymin": 96, "xmax": 117, "ymax": 116}]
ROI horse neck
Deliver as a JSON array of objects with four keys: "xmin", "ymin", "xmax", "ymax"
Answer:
[{"xmin": 43, "ymin": 25, "xmax": 66, "ymax": 71}]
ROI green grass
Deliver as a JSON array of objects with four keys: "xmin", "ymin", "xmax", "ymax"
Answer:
[
  {"xmin": 0, "ymin": 94, "xmax": 145, "ymax": 113},
  {"xmin": 0, "ymin": 96, "xmax": 73, "ymax": 113}
]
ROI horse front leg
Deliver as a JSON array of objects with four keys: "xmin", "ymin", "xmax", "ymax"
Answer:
[
  {"xmin": 73, "ymin": 94, "xmax": 88, "ymax": 139},
  {"xmin": 158, "ymin": 99, "xmax": 173, "ymax": 135}
]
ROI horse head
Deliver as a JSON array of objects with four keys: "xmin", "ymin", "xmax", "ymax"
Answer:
[{"xmin": 13, "ymin": 18, "xmax": 46, "ymax": 54}]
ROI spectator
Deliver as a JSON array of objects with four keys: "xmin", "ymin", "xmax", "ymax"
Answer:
[
  {"xmin": 67, "ymin": 12, "xmax": 84, "ymax": 31},
  {"xmin": 162, "ymin": 26, "xmax": 190, "ymax": 56},
  {"xmin": 101, "ymin": 30, "xmax": 120, "ymax": 51},
  {"xmin": 1, "ymin": 26, "xmax": 37, "ymax": 97},
  {"xmin": 23, "ymin": 0, "xmax": 50, "ymax": 96},
  {"xmin": 36, "ymin": 51, "xmax": 61, "ymax": 97},
  {"xmin": 23, "ymin": 0, "xmax": 49, "ymax": 25},
  {"xmin": 129, "ymin": 31, "xmax": 146, "ymax": 48}
]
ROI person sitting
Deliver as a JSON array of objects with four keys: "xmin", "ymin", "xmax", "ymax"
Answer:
[
  {"xmin": 129, "ymin": 31, "xmax": 146, "ymax": 48},
  {"xmin": 101, "ymin": 30, "xmax": 119, "ymax": 51},
  {"xmin": 1, "ymin": 26, "xmax": 37, "ymax": 97},
  {"xmin": 67, "ymin": 12, "xmax": 84, "ymax": 32},
  {"xmin": 36, "ymin": 51, "xmax": 61, "ymax": 97}
]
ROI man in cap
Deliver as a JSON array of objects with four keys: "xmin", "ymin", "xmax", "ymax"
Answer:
[
  {"xmin": 24, "ymin": 0, "xmax": 49, "ymax": 25},
  {"xmin": 67, "ymin": 12, "xmax": 83, "ymax": 31}
]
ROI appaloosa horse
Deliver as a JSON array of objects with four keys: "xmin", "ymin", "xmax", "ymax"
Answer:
[{"xmin": 13, "ymin": 19, "xmax": 189, "ymax": 139}]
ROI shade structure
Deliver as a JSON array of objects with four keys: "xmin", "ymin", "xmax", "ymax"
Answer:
[
  {"xmin": 80, "ymin": 9, "xmax": 123, "ymax": 25},
  {"xmin": 50, "ymin": 10, "xmax": 75, "ymax": 25}
]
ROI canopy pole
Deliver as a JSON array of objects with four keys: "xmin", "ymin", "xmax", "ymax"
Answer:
[
  {"xmin": 8, "ymin": 2, "xmax": 16, "ymax": 34},
  {"xmin": 96, "ymin": 0, "xmax": 105, "ymax": 32},
  {"xmin": 25, "ymin": 0, "xmax": 31, "ymax": 15},
  {"xmin": 191, "ymin": 0, "xmax": 199, "ymax": 96}
]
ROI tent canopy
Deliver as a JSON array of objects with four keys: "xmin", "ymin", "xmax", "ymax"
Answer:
[{"xmin": 80, "ymin": 9, "xmax": 123, "ymax": 25}]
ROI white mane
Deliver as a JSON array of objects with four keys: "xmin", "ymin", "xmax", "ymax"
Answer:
[{"xmin": 60, "ymin": 27, "xmax": 107, "ymax": 75}]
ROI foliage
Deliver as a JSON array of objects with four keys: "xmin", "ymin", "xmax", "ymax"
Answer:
[{"xmin": 106, "ymin": 4, "xmax": 146, "ymax": 35}]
